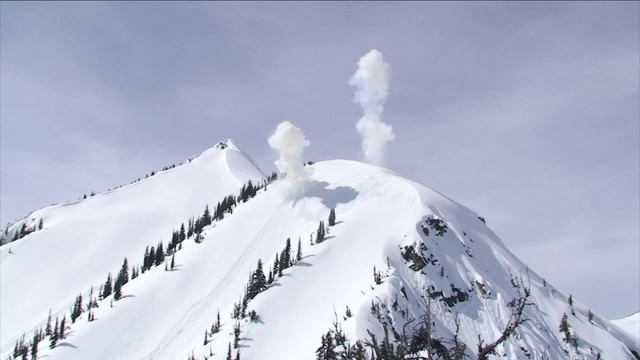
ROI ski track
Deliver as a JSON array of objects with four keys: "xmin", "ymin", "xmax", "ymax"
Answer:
[{"xmin": 141, "ymin": 202, "xmax": 288, "ymax": 360}]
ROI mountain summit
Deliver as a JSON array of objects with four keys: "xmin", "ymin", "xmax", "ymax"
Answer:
[{"xmin": 1, "ymin": 142, "xmax": 638, "ymax": 360}]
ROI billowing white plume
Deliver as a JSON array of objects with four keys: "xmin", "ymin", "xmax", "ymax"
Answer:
[
  {"xmin": 348, "ymin": 49, "xmax": 395, "ymax": 165},
  {"xmin": 268, "ymin": 121, "xmax": 313, "ymax": 195}
]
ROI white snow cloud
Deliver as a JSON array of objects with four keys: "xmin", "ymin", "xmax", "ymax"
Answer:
[
  {"xmin": 268, "ymin": 121, "xmax": 313, "ymax": 195},
  {"xmin": 349, "ymin": 49, "xmax": 395, "ymax": 165}
]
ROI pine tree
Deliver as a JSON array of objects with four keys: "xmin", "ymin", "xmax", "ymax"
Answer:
[
  {"xmin": 20, "ymin": 343, "xmax": 28, "ymax": 360},
  {"xmin": 296, "ymin": 238, "xmax": 302, "ymax": 262},
  {"xmin": 204, "ymin": 330, "xmax": 209, "ymax": 345},
  {"xmin": 51, "ymin": 319, "xmax": 59, "ymax": 348},
  {"xmin": 568, "ymin": 294, "xmax": 573, "ymax": 306},
  {"xmin": 31, "ymin": 330, "xmax": 39, "ymax": 359},
  {"xmin": 328, "ymin": 208, "xmax": 336, "ymax": 226},
  {"xmin": 203, "ymin": 205, "xmax": 212, "ymax": 225},
  {"xmin": 179, "ymin": 223, "xmax": 186, "ymax": 242},
  {"xmin": 149, "ymin": 247, "xmax": 156, "ymax": 268},
  {"xmin": 72, "ymin": 293, "xmax": 83, "ymax": 323},
  {"xmin": 59, "ymin": 315, "xmax": 66, "ymax": 340},
  {"xmin": 559, "ymin": 313, "xmax": 571, "ymax": 342},
  {"xmin": 267, "ymin": 269, "xmax": 273, "ymax": 285},
  {"xmin": 121, "ymin": 258, "xmax": 129, "ymax": 285},
  {"xmin": 226, "ymin": 343, "xmax": 232, "ymax": 360},
  {"xmin": 316, "ymin": 221, "xmax": 326, "ymax": 243},
  {"xmin": 143, "ymin": 246, "xmax": 150, "ymax": 272},
  {"xmin": 273, "ymin": 252, "xmax": 280, "ymax": 278},
  {"xmin": 171, "ymin": 254, "xmax": 175, "ymax": 270},
  {"xmin": 38, "ymin": 218, "xmax": 44, "ymax": 230},
  {"xmin": 114, "ymin": 275, "xmax": 122, "ymax": 301},
  {"xmin": 233, "ymin": 322, "xmax": 241, "ymax": 348},
  {"xmin": 247, "ymin": 259, "xmax": 267, "ymax": 301},
  {"xmin": 45, "ymin": 310, "xmax": 52, "ymax": 336},
  {"xmin": 103, "ymin": 273, "xmax": 113, "ymax": 298},
  {"xmin": 155, "ymin": 242, "xmax": 165, "ymax": 266},
  {"xmin": 283, "ymin": 238, "xmax": 292, "ymax": 268}
]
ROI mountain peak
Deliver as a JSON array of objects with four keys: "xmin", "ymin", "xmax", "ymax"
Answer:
[{"xmin": 214, "ymin": 138, "xmax": 238, "ymax": 151}]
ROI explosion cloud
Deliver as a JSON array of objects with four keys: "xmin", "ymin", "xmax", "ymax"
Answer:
[
  {"xmin": 348, "ymin": 49, "xmax": 395, "ymax": 165},
  {"xmin": 268, "ymin": 121, "xmax": 313, "ymax": 195}
]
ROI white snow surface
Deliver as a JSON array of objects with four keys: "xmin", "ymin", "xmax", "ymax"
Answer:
[
  {"xmin": 1, "ymin": 141, "xmax": 638, "ymax": 360},
  {"xmin": 612, "ymin": 312, "xmax": 640, "ymax": 341}
]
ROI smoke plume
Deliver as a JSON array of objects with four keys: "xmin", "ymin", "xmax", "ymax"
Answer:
[
  {"xmin": 348, "ymin": 49, "xmax": 395, "ymax": 165},
  {"xmin": 268, "ymin": 121, "xmax": 313, "ymax": 195}
]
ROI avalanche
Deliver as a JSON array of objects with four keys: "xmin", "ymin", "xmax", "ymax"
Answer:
[{"xmin": 1, "ymin": 141, "xmax": 638, "ymax": 360}]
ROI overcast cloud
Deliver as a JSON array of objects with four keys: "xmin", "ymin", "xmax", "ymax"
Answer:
[{"xmin": 1, "ymin": 2, "xmax": 638, "ymax": 319}]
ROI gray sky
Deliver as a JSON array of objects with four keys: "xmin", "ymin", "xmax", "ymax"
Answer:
[{"xmin": 1, "ymin": 2, "xmax": 638, "ymax": 319}]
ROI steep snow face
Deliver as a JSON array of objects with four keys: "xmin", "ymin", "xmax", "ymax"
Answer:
[
  {"xmin": 612, "ymin": 312, "xmax": 640, "ymax": 341},
  {"xmin": 2, "ymin": 157, "xmax": 638, "ymax": 360},
  {"xmin": 0, "ymin": 140, "xmax": 265, "ymax": 352}
]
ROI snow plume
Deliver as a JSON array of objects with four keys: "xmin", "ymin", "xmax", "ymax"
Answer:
[
  {"xmin": 349, "ymin": 49, "xmax": 395, "ymax": 165},
  {"xmin": 268, "ymin": 121, "xmax": 313, "ymax": 195}
]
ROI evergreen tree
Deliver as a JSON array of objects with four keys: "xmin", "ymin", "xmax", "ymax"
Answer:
[
  {"xmin": 296, "ymin": 238, "xmax": 303, "ymax": 262},
  {"xmin": 45, "ymin": 310, "xmax": 52, "ymax": 336},
  {"xmin": 226, "ymin": 343, "xmax": 232, "ymax": 360},
  {"xmin": 559, "ymin": 313, "xmax": 571, "ymax": 343},
  {"xmin": 171, "ymin": 254, "xmax": 175, "ymax": 270},
  {"xmin": 203, "ymin": 205, "xmax": 212, "ymax": 225},
  {"xmin": 282, "ymin": 238, "xmax": 292, "ymax": 269},
  {"xmin": 88, "ymin": 286, "xmax": 94, "ymax": 310},
  {"xmin": 38, "ymin": 218, "xmax": 44, "ymax": 230},
  {"xmin": 247, "ymin": 259, "xmax": 267, "ymax": 301},
  {"xmin": 267, "ymin": 269, "xmax": 273, "ymax": 285},
  {"xmin": 316, "ymin": 221, "xmax": 326, "ymax": 243},
  {"xmin": 114, "ymin": 275, "xmax": 123, "ymax": 301},
  {"xmin": 316, "ymin": 331, "xmax": 337, "ymax": 360},
  {"xmin": 233, "ymin": 322, "xmax": 241, "ymax": 348},
  {"xmin": 155, "ymin": 242, "xmax": 165, "ymax": 266},
  {"xmin": 20, "ymin": 343, "xmax": 28, "ymax": 360},
  {"xmin": 121, "ymin": 258, "xmax": 129, "ymax": 285},
  {"xmin": 59, "ymin": 316, "xmax": 66, "ymax": 340},
  {"xmin": 149, "ymin": 247, "xmax": 156, "ymax": 268},
  {"xmin": 103, "ymin": 273, "xmax": 113, "ymax": 298},
  {"xmin": 204, "ymin": 330, "xmax": 209, "ymax": 345},
  {"xmin": 568, "ymin": 294, "xmax": 573, "ymax": 306},
  {"xmin": 143, "ymin": 246, "xmax": 150, "ymax": 272},
  {"xmin": 31, "ymin": 330, "xmax": 39, "ymax": 359},
  {"xmin": 71, "ymin": 293, "xmax": 83, "ymax": 323},
  {"xmin": 273, "ymin": 252, "xmax": 280, "ymax": 278},
  {"xmin": 179, "ymin": 223, "xmax": 186, "ymax": 242},
  {"xmin": 328, "ymin": 208, "xmax": 336, "ymax": 227}
]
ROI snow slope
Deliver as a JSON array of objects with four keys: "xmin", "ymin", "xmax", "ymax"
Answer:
[
  {"xmin": 0, "ymin": 140, "xmax": 265, "ymax": 354},
  {"xmin": 2, "ymin": 146, "xmax": 638, "ymax": 360},
  {"xmin": 613, "ymin": 312, "xmax": 640, "ymax": 341}
]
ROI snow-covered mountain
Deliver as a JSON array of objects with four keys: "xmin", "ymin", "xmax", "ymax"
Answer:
[
  {"xmin": 612, "ymin": 313, "xmax": 640, "ymax": 342},
  {"xmin": 1, "ymin": 141, "xmax": 638, "ymax": 360}
]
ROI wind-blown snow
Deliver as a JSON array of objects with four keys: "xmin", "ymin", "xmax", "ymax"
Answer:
[
  {"xmin": 1, "ymin": 144, "xmax": 638, "ymax": 360},
  {"xmin": 349, "ymin": 49, "xmax": 395, "ymax": 165}
]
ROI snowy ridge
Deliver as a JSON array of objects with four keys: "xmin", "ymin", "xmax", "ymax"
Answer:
[
  {"xmin": 1, "ymin": 148, "xmax": 638, "ymax": 360},
  {"xmin": 612, "ymin": 312, "xmax": 640, "ymax": 341},
  {"xmin": 0, "ymin": 141, "xmax": 265, "ymax": 355}
]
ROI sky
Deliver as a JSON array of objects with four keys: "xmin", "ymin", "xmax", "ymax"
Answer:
[{"xmin": 0, "ymin": 2, "xmax": 638, "ymax": 320}]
